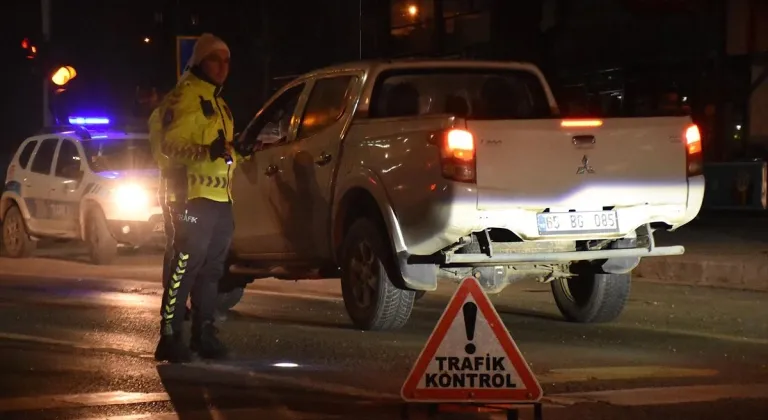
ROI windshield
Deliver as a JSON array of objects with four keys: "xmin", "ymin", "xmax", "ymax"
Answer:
[
  {"xmin": 82, "ymin": 138, "xmax": 156, "ymax": 172},
  {"xmin": 369, "ymin": 67, "xmax": 553, "ymax": 120}
]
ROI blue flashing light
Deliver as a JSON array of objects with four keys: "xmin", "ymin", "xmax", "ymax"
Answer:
[{"xmin": 68, "ymin": 117, "xmax": 110, "ymax": 125}]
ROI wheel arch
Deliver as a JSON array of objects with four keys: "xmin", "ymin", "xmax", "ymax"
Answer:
[
  {"xmin": 331, "ymin": 173, "xmax": 407, "ymax": 265},
  {"xmin": 1, "ymin": 192, "xmax": 31, "ymax": 222}
]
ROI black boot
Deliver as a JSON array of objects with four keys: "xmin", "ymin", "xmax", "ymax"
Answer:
[
  {"xmin": 190, "ymin": 322, "xmax": 229, "ymax": 360},
  {"xmin": 154, "ymin": 333, "xmax": 193, "ymax": 363}
]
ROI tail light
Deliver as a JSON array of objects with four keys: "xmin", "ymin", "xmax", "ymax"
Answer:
[
  {"xmin": 561, "ymin": 119, "xmax": 603, "ymax": 128},
  {"xmin": 685, "ymin": 124, "xmax": 703, "ymax": 177},
  {"xmin": 430, "ymin": 128, "xmax": 476, "ymax": 183}
]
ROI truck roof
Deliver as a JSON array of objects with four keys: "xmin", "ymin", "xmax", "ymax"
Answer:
[{"xmin": 303, "ymin": 59, "xmax": 544, "ymax": 80}]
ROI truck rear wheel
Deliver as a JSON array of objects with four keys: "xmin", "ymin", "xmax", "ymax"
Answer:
[
  {"xmin": 340, "ymin": 218, "xmax": 415, "ymax": 331},
  {"xmin": 85, "ymin": 209, "xmax": 117, "ymax": 265},
  {"xmin": 551, "ymin": 271, "xmax": 631, "ymax": 323},
  {"xmin": 1, "ymin": 205, "xmax": 36, "ymax": 258}
]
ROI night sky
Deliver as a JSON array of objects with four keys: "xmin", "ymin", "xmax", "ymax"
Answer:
[{"xmin": 3, "ymin": 0, "xmax": 362, "ymax": 155}]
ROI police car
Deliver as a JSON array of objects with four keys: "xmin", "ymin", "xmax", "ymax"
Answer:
[{"xmin": 1, "ymin": 117, "xmax": 164, "ymax": 264}]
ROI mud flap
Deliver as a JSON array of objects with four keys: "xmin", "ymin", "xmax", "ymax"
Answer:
[
  {"xmin": 600, "ymin": 238, "xmax": 640, "ymax": 274},
  {"xmin": 396, "ymin": 251, "xmax": 438, "ymax": 291}
]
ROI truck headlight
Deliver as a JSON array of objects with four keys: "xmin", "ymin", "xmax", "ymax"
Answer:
[{"xmin": 113, "ymin": 184, "xmax": 149, "ymax": 210}]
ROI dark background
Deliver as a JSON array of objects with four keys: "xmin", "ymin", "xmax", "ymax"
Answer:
[{"xmin": 0, "ymin": 0, "xmax": 757, "ymax": 164}]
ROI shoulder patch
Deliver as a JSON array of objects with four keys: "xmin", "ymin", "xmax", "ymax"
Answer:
[
  {"xmin": 162, "ymin": 108, "xmax": 174, "ymax": 128},
  {"xmin": 165, "ymin": 90, "xmax": 182, "ymax": 108},
  {"xmin": 199, "ymin": 96, "xmax": 215, "ymax": 118}
]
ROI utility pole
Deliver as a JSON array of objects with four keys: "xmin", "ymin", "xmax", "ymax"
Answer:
[
  {"xmin": 359, "ymin": 0, "xmax": 362, "ymax": 60},
  {"xmin": 261, "ymin": 0, "xmax": 271, "ymax": 103},
  {"xmin": 41, "ymin": 0, "xmax": 52, "ymax": 126}
]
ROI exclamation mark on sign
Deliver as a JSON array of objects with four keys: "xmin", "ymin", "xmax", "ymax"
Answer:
[{"xmin": 462, "ymin": 301, "xmax": 477, "ymax": 355}]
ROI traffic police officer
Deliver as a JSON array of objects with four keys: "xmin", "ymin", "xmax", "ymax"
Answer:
[
  {"xmin": 153, "ymin": 33, "xmax": 246, "ymax": 363},
  {"xmin": 148, "ymin": 105, "xmax": 191, "ymax": 320}
]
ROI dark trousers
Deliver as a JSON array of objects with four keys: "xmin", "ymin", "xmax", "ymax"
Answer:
[
  {"xmin": 160, "ymin": 193, "xmax": 177, "ymax": 289},
  {"xmin": 160, "ymin": 198, "xmax": 234, "ymax": 336}
]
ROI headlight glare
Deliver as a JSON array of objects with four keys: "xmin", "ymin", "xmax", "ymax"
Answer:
[{"xmin": 113, "ymin": 184, "xmax": 149, "ymax": 209}]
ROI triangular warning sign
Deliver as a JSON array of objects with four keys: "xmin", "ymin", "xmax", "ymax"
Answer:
[{"xmin": 401, "ymin": 276, "xmax": 542, "ymax": 403}]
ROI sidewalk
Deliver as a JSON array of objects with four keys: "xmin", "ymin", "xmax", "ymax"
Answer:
[{"xmin": 635, "ymin": 214, "xmax": 768, "ymax": 292}]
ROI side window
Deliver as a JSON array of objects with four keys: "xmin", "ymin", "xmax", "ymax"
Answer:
[
  {"xmin": 54, "ymin": 140, "xmax": 83, "ymax": 179},
  {"xmin": 30, "ymin": 138, "xmax": 59, "ymax": 175},
  {"xmin": 17, "ymin": 141, "xmax": 38, "ymax": 169},
  {"xmin": 241, "ymin": 83, "xmax": 305, "ymax": 149},
  {"xmin": 297, "ymin": 76, "xmax": 355, "ymax": 140}
]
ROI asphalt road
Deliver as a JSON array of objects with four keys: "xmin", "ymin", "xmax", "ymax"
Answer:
[{"xmin": 0, "ymin": 246, "xmax": 766, "ymax": 419}]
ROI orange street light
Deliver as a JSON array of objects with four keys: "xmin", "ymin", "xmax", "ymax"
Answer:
[
  {"xmin": 407, "ymin": 4, "xmax": 418, "ymax": 16},
  {"xmin": 51, "ymin": 66, "xmax": 77, "ymax": 86}
]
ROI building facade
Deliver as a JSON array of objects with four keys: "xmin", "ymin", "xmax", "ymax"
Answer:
[{"xmin": 358, "ymin": 0, "xmax": 768, "ymax": 163}]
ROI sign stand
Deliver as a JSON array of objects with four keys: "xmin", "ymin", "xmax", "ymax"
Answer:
[{"xmin": 399, "ymin": 276, "xmax": 544, "ymax": 419}]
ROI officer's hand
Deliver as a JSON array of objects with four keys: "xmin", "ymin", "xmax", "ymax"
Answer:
[
  {"xmin": 233, "ymin": 139, "xmax": 255, "ymax": 157},
  {"xmin": 209, "ymin": 132, "xmax": 227, "ymax": 161}
]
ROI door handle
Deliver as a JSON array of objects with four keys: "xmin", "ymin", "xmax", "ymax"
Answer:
[
  {"xmin": 315, "ymin": 152, "xmax": 332, "ymax": 166},
  {"xmin": 572, "ymin": 135, "xmax": 596, "ymax": 146},
  {"xmin": 264, "ymin": 164, "xmax": 279, "ymax": 176}
]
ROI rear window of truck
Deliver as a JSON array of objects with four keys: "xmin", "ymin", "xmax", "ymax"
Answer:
[{"xmin": 369, "ymin": 67, "xmax": 552, "ymax": 120}]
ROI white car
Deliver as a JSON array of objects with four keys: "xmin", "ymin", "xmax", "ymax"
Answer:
[{"xmin": 1, "ymin": 117, "xmax": 164, "ymax": 264}]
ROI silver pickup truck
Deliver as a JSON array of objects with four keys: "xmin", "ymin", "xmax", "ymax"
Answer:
[{"xmin": 217, "ymin": 59, "xmax": 704, "ymax": 331}]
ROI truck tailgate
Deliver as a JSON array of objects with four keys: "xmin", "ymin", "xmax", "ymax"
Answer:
[{"xmin": 467, "ymin": 117, "xmax": 693, "ymax": 235}]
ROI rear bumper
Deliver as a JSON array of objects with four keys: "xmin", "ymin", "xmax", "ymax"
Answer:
[
  {"xmin": 442, "ymin": 244, "xmax": 684, "ymax": 265},
  {"xmin": 393, "ymin": 179, "xmax": 703, "ymax": 255},
  {"xmin": 107, "ymin": 215, "xmax": 166, "ymax": 246}
]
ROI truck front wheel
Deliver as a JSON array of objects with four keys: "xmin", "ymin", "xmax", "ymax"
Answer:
[
  {"xmin": 340, "ymin": 218, "xmax": 415, "ymax": 331},
  {"xmin": 217, "ymin": 286, "xmax": 245, "ymax": 312},
  {"xmin": 551, "ymin": 271, "xmax": 631, "ymax": 323}
]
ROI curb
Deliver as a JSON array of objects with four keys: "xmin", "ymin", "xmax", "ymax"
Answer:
[{"xmin": 634, "ymin": 255, "xmax": 768, "ymax": 292}]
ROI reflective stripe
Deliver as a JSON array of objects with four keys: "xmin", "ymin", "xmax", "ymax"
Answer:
[
  {"xmin": 162, "ymin": 252, "xmax": 190, "ymax": 333},
  {"xmin": 162, "ymin": 142, "xmax": 207, "ymax": 161},
  {"xmin": 187, "ymin": 174, "xmax": 228, "ymax": 189}
]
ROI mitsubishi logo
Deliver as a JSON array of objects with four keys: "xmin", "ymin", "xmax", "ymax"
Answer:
[{"xmin": 576, "ymin": 155, "xmax": 595, "ymax": 174}]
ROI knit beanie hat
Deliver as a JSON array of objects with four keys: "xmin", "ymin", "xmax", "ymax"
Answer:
[{"xmin": 178, "ymin": 33, "xmax": 230, "ymax": 84}]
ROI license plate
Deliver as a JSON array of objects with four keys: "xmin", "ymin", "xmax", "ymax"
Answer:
[
  {"xmin": 153, "ymin": 222, "xmax": 165, "ymax": 233},
  {"xmin": 537, "ymin": 211, "xmax": 619, "ymax": 235}
]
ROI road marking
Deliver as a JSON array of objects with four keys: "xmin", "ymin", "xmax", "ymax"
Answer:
[
  {"xmin": 545, "ymin": 383, "xmax": 768, "ymax": 407},
  {"xmin": 613, "ymin": 324, "xmax": 768, "ymax": 346},
  {"xmin": 197, "ymin": 362, "xmax": 400, "ymax": 401},
  {"xmin": 0, "ymin": 332, "xmax": 726, "ymax": 389},
  {"xmin": 69, "ymin": 406, "xmax": 333, "ymax": 420},
  {"xmin": 0, "ymin": 391, "xmax": 170, "ymax": 412},
  {"xmin": 537, "ymin": 366, "xmax": 719, "ymax": 384},
  {"xmin": 0, "ymin": 332, "xmax": 148, "ymax": 357}
]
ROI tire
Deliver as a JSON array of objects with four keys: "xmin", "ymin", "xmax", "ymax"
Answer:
[
  {"xmin": 1, "ymin": 205, "xmax": 36, "ymax": 258},
  {"xmin": 340, "ymin": 218, "xmax": 415, "ymax": 331},
  {"xmin": 551, "ymin": 271, "xmax": 631, "ymax": 323},
  {"xmin": 217, "ymin": 286, "xmax": 245, "ymax": 311},
  {"xmin": 85, "ymin": 209, "xmax": 117, "ymax": 265}
]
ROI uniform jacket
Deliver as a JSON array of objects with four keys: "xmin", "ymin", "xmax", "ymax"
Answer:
[{"xmin": 156, "ymin": 72, "xmax": 240, "ymax": 203}]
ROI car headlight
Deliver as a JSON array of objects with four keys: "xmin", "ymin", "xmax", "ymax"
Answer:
[{"xmin": 112, "ymin": 184, "xmax": 150, "ymax": 210}]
